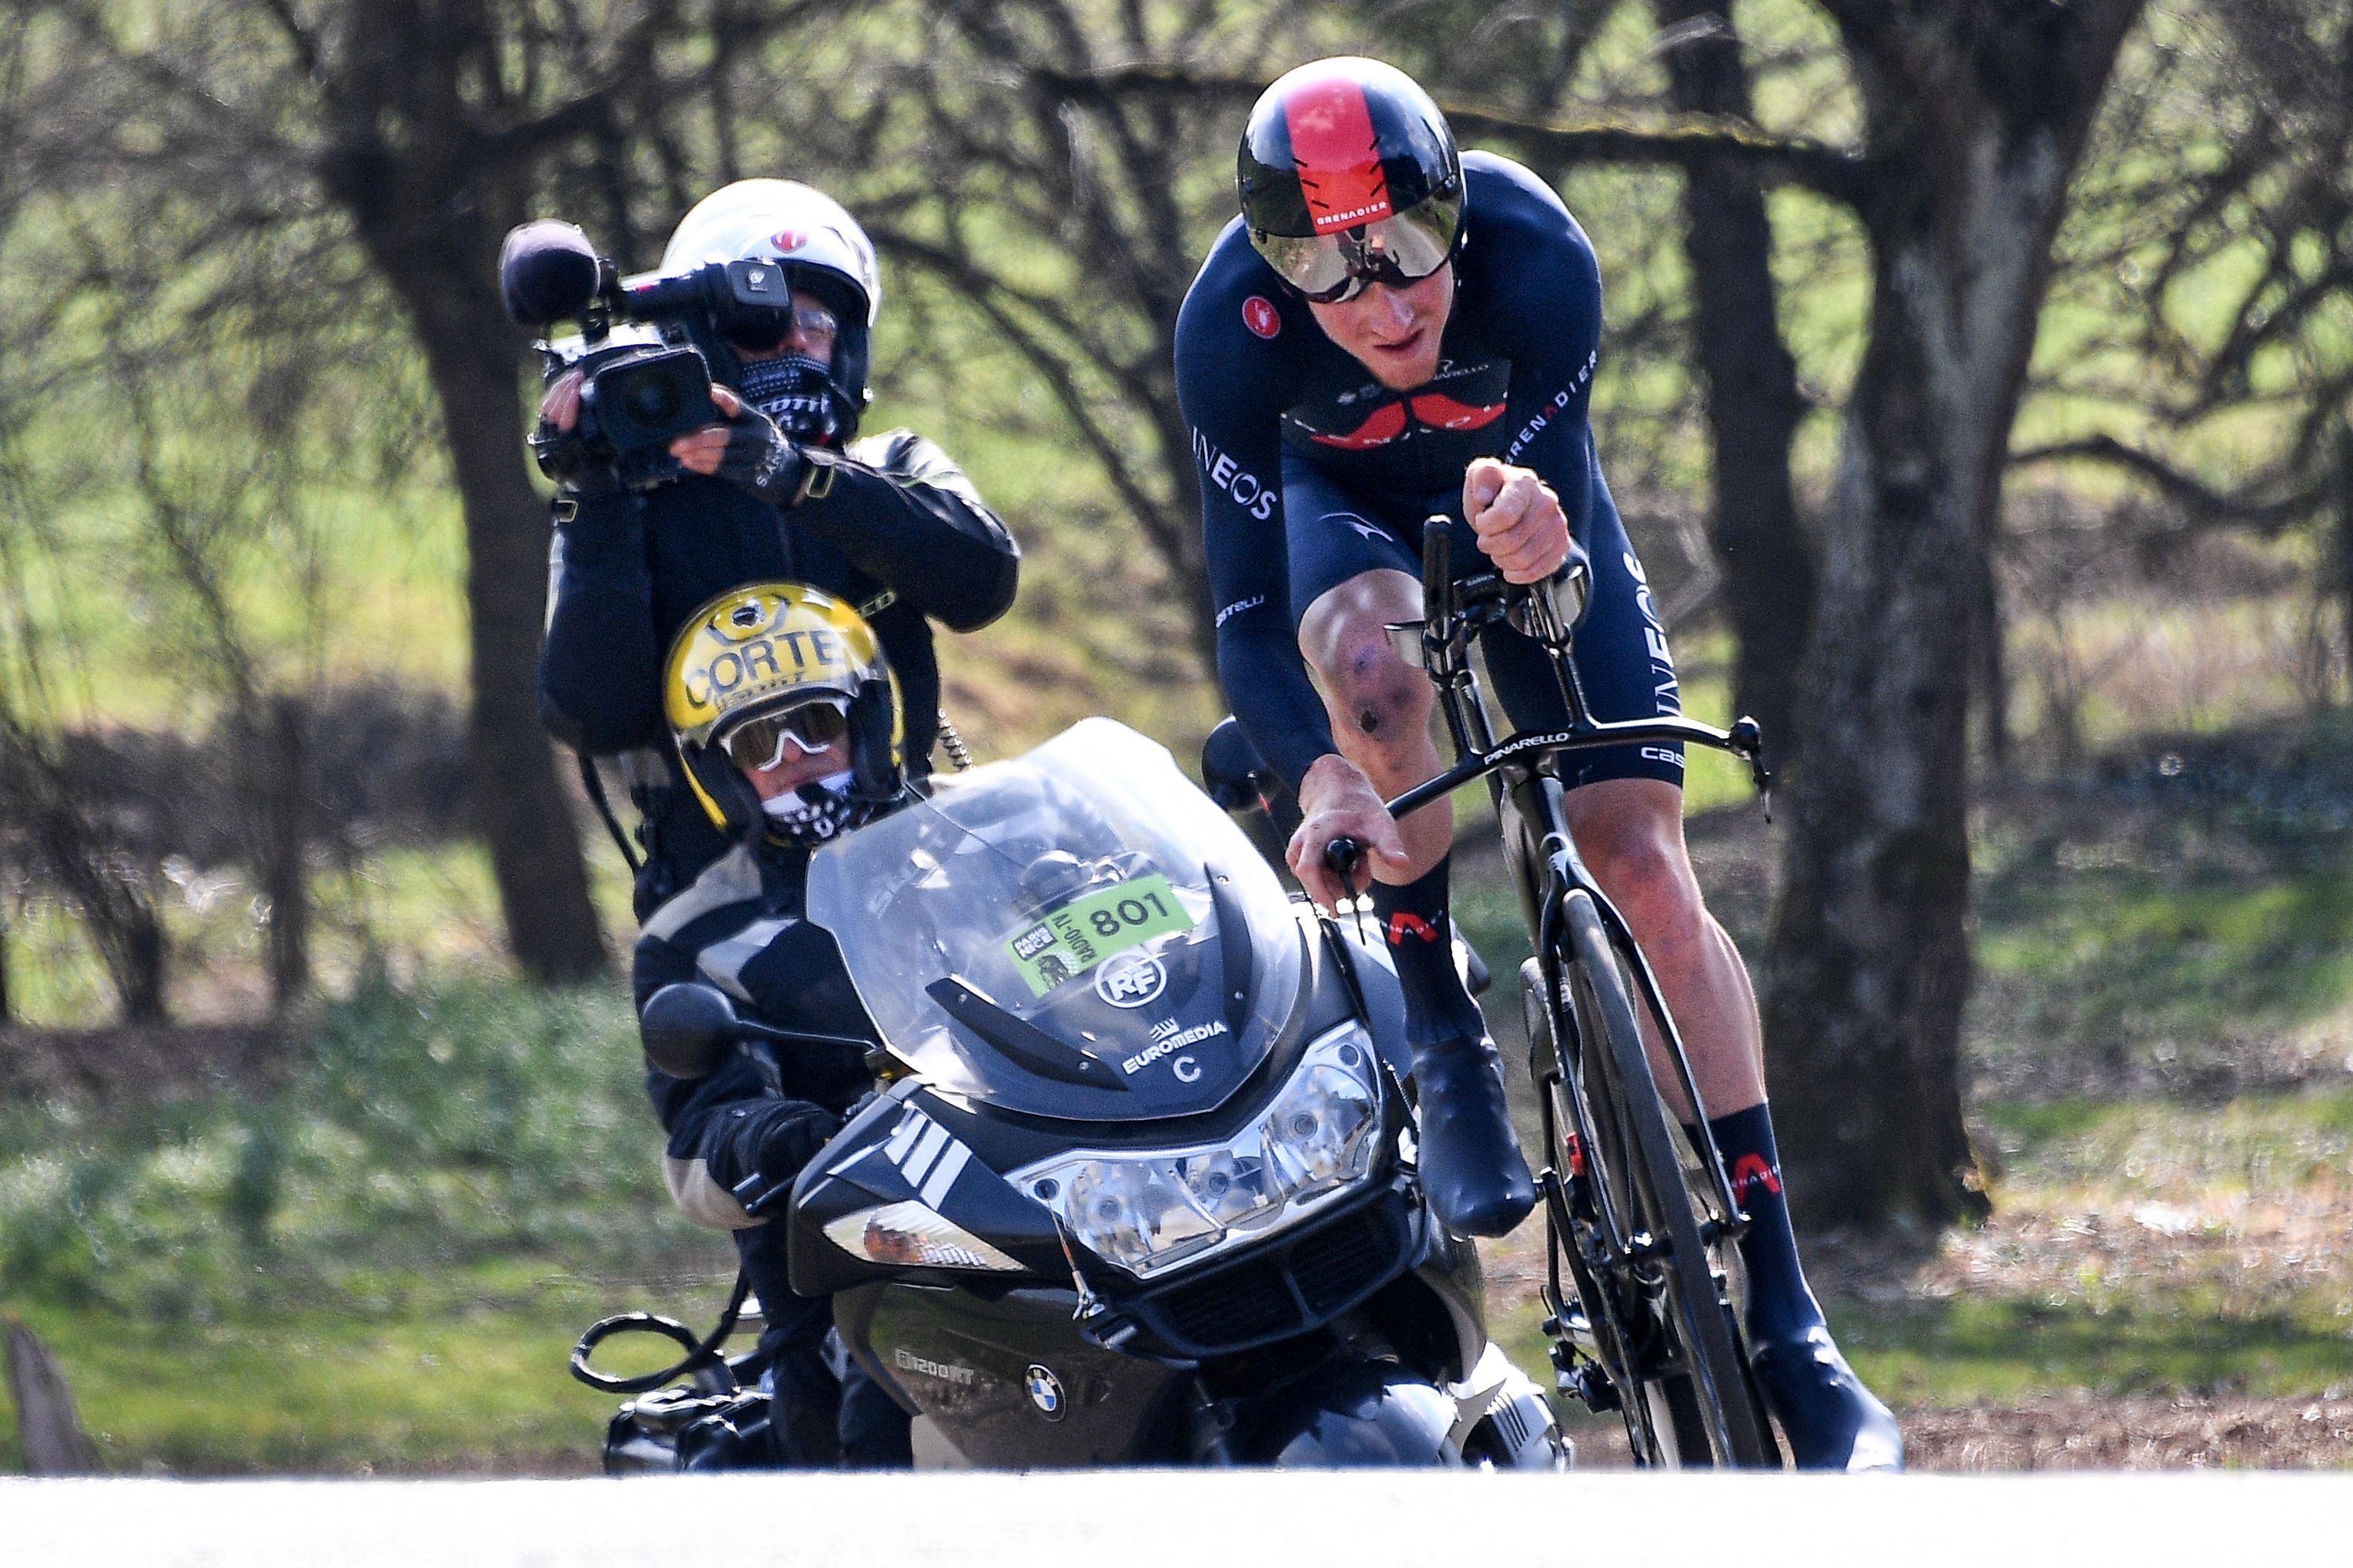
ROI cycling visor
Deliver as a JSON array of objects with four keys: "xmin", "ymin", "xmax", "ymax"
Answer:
[
  {"xmin": 1250, "ymin": 189, "xmax": 1462, "ymax": 304},
  {"xmin": 721, "ymin": 697, "xmax": 851, "ymax": 772}
]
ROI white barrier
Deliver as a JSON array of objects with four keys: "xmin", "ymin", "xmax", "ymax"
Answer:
[{"xmin": 5, "ymin": 1471, "xmax": 2348, "ymax": 1568}]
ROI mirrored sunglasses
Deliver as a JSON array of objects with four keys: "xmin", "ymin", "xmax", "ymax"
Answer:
[{"xmin": 1251, "ymin": 189, "xmax": 1462, "ymax": 304}]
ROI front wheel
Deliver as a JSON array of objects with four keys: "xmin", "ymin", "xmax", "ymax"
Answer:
[{"xmin": 1555, "ymin": 890, "xmax": 1773, "ymax": 1468}]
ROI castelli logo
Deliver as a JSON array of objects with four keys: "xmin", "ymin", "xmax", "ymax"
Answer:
[
  {"xmin": 771, "ymin": 229, "xmax": 808, "ymax": 252},
  {"xmin": 1243, "ymin": 296, "xmax": 1281, "ymax": 339}
]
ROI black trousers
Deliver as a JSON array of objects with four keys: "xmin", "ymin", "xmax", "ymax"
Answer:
[
  {"xmin": 733, "ymin": 1213, "xmax": 913, "ymax": 1468},
  {"xmin": 667, "ymin": 1071, "xmax": 914, "ymax": 1468}
]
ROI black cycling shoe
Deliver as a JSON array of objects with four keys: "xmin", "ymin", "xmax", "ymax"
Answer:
[
  {"xmin": 1750, "ymin": 1326, "xmax": 1904, "ymax": 1471},
  {"xmin": 1411, "ymin": 1031, "xmax": 1537, "ymax": 1237}
]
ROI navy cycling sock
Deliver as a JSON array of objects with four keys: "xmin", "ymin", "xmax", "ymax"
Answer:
[
  {"xmin": 1695, "ymin": 1102, "xmax": 1826, "ymax": 1347},
  {"xmin": 1368, "ymin": 857, "xmax": 1484, "ymax": 1042}
]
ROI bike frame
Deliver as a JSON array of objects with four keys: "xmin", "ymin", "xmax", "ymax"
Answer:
[{"xmin": 1374, "ymin": 522, "xmax": 1769, "ymax": 1275}]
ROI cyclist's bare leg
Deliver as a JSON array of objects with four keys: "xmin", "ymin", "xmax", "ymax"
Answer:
[
  {"xmin": 1297, "ymin": 567, "xmax": 1451, "ymax": 883},
  {"xmin": 1561, "ymin": 777, "xmax": 1763, "ymax": 1122},
  {"xmin": 1564, "ymin": 776, "xmax": 1900, "ymax": 1470},
  {"xmin": 1297, "ymin": 564, "xmax": 1537, "ymax": 1237}
]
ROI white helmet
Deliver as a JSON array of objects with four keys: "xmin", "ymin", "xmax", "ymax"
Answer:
[{"xmin": 660, "ymin": 179, "xmax": 881, "ymax": 328}]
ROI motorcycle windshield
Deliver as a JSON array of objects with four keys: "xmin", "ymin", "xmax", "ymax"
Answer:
[{"xmin": 806, "ymin": 719, "xmax": 1307, "ymax": 1120}]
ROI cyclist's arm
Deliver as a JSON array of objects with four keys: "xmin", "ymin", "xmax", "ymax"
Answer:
[
  {"xmin": 1175, "ymin": 269, "xmax": 1337, "ymax": 797},
  {"xmin": 1471, "ymin": 160, "xmax": 1608, "ymax": 551}
]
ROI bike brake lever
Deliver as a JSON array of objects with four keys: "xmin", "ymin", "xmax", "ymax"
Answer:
[
  {"xmin": 1728, "ymin": 716, "xmax": 1773, "ymax": 822},
  {"xmin": 1324, "ymin": 835, "xmax": 1371, "ymax": 940}
]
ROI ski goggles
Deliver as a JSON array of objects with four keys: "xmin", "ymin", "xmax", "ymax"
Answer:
[
  {"xmin": 718, "ymin": 298, "xmax": 839, "ymax": 354},
  {"xmin": 721, "ymin": 697, "xmax": 851, "ymax": 772},
  {"xmin": 1250, "ymin": 189, "xmax": 1463, "ymax": 304}
]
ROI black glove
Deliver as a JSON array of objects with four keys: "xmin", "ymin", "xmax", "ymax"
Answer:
[
  {"xmin": 709, "ymin": 398, "xmax": 808, "ymax": 509},
  {"xmin": 721, "ymin": 1095, "xmax": 841, "ymax": 1219}
]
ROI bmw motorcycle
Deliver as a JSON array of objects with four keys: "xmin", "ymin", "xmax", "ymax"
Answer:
[{"xmin": 584, "ymin": 718, "xmax": 1564, "ymax": 1469}]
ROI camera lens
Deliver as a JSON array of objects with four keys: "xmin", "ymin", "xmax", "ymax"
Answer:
[{"xmin": 611, "ymin": 366, "xmax": 684, "ymax": 427}]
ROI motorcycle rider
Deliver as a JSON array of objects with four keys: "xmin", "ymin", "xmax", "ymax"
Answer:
[
  {"xmin": 537, "ymin": 179, "xmax": 1019, "ymax": 917},
  {"xmin": 1173, "ymin": 56, "xmax": 1899, "ymax": 1469},
  {"xmin": 636, "ymin": 580, "xmax": 919, "ymax": 1467}
]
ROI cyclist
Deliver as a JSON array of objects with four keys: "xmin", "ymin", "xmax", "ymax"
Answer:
[
  {"xmin": 1173, "ymin": 55, "xmax": 1899, "ymax": 1469},
  {"xmin": 636, "ymin": 581, "xmax": 918, "ymax": 1466}
]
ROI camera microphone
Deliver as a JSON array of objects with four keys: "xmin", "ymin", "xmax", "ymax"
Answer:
[{"xmin": 499, "ymin": 220, "xmax": 603, "ymax": 326}]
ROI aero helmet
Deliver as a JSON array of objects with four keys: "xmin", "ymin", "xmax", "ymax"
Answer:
[
  {"xmin": 664, "ymin": 583, "xmax": 905, "ymax": 845},
  {"xmin": 1237, "ymin": 58, "xmax": 1464, "ymax": 303}
]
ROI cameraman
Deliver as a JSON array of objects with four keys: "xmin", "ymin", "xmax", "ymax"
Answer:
[{"xmin": 536, "ymin": 179, "xmax": 1019, "ymax": 914}]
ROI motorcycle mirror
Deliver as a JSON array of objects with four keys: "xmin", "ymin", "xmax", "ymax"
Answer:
[
  {"xmin": 638, "ymin": 982, "xmax": 739, "ymax": 1079},
  {"xmin": 1200, "ymin": 717, "xmax": 1272, "ymax": 811}
]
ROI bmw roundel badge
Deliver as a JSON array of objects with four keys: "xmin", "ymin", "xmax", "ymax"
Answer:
[{"xmin": 1024, "ymin": 1363, "xmax": 1066, "ymax": 1420}]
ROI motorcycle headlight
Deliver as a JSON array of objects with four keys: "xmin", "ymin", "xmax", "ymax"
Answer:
[
  {"xmin": 1265, "ymin": 1060, "xmax": 1380, "ymax": 1193},
  {"xmin": 1012, "ymin": 1024, "xmax": 1383, "ymax": 1278}
]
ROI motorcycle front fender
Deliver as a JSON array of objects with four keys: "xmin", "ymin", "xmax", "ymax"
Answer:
[{"xmin": 1241, "ymin": 1361, "xmax": 1464, "ymax": 1467}]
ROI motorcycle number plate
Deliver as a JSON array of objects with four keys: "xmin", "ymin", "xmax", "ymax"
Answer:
[{"xmin": 1004, "ymin": 873, "xmax": 1194, "ymax": 998}]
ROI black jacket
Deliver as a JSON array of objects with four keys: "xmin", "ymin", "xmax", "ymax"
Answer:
[
  {"xmin": 539, "ymin": 430, "xmax": 1018, "ymax": 910},
  {"xmin": 632, "ymin": 839, "xmax": 878, "ymax": 1135}
]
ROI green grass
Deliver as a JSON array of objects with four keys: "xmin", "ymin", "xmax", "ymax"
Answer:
[{"xmin": 0, "ymin": 1267, "xmax": 735, "ymax": 1476}]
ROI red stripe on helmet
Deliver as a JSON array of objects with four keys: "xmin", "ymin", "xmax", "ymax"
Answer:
[{"xmin": 1284, "ymin": 76, "xmax": 1394, "ymax": 236}]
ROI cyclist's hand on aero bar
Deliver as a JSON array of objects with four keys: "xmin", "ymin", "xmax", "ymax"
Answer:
[
  {"xmin": 1288, "ymin": 754, "xmax": 1411, "ymax": 911},
  {"xmin": 1464, "ymin": 456, "xmax": 1574, "ymax": 584}
]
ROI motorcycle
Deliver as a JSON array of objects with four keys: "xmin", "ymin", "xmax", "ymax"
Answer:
[{"xmin": 577, "ymin": 717, "xmax": 1564, "ymax": 1469}]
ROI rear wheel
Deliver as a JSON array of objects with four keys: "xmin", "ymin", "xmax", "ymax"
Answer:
[{"xmin": 1555, "ymin": 890, "xmax": 1771, "ymax": 1468}]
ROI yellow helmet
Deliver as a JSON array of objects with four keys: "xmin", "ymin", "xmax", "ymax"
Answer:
[{"xmin": 663, "ymin": 582, "xmax": 905, "ymax": 842}]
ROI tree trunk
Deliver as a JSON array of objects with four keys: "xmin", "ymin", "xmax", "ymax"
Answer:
[
  {"xmin": 399, "ymin": 262, "xmax": 612, "ymax": 986},
  {"xmin": 1654, "ymin": 0, "xmax": 1815, "ymax": 771},
  {"xmin": 314, "ymin": 12, "xmax": 611, "ymax": 988},
  {"xmin": 1762, "ymin": 0, "xmax": 2142, "ymax": 1229}
]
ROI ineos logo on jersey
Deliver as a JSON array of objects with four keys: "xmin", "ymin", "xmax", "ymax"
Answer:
[
  {"xmin": 1243, "ymin": 296, "xmax": 1281, "ymax": 339},
  {"xmin": 1191, "ymin": 430, "xmax": 1278, "ymax": 521},
  {"xmin": 1095, "ymin": 951, "xmax": 1167, "ymax": 1008}
]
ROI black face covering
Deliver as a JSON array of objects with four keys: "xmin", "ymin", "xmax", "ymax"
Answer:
[{"xmin": 735, "ymin": 353, "xmax": 842, "ymax": 446}]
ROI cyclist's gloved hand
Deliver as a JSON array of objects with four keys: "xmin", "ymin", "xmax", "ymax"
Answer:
[
  {"xmin": 1463, "ymin": 456, "xmax": 1574, "ymax": 585},
  {"xmin": 1288, "ymin": 753, "xmax": 1412, "ymax": 911},
  {"xmin": 674, "ymin": 384, "xmax": 806, "ymax": 507}
]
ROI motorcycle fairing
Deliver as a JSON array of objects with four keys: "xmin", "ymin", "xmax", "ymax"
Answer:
[
  {"xmin": 787, "ymin": 1082, "xmax": 1073, "ymax": 1296},
  {"xmin": 807, "ymin": 720, "xmax": 1310, "ymax": 1122}
]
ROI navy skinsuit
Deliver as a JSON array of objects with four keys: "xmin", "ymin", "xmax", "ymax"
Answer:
[
  {"xmin": 538, "ymin": 433, "xmax": 1018, "ymax": 915},
  {"xmin": 1175, "ymin": 152, "xmax": 1682, "ymax": 794}
]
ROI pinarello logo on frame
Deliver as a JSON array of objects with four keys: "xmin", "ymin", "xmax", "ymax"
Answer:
[{"xmin": 1243, "ymin": 296, "xmax": 1281, "ymax": 339}]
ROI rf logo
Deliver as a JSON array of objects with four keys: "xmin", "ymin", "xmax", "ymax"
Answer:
[
  {"xmin": 1243, "ymin": 296, "xmax": 1281, "ymax": 339},
  {"xmin": 1095, "ymin": 951, "xmax": 1168, "ymax": 1009}
]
